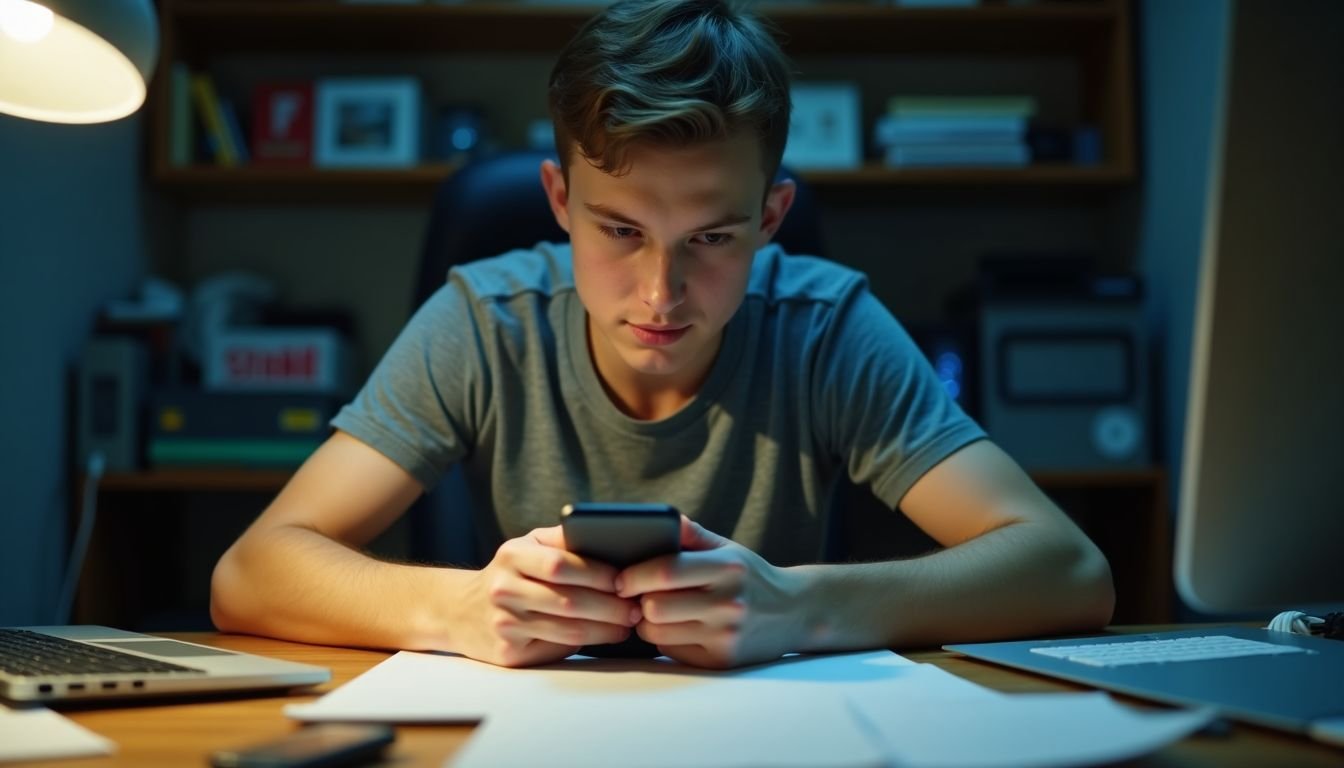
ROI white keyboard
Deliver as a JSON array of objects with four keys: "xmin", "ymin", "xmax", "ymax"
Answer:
[{"xmin": 1029, "ymin": 634, "xmax": 1312, "ymax": 667}]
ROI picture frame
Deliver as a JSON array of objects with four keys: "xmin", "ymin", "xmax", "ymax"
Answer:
[
  {"xmin": 783, "ymin": 82, "xmax": 862, "ymax": 170},
  {"xmin": 313, "ymin": 77, "xmax": 422, "ymax": 168}
]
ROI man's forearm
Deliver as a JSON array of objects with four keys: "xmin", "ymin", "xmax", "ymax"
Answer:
[
  {"xmin": 210, "ymin": 524, "xmax": 470, "ymax": 652},
  {"xmin": 789, "ymin": 521, "xmax": 1115, "ymax": 652}
]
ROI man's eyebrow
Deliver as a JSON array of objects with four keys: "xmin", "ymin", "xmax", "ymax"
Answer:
[
  {"xmin": 584, "ymin": 203, "xmax": 752, "ymax": 231},
  {"xmin": 585, "ymin": 203, "xmax": 644, "ymax": 228}
]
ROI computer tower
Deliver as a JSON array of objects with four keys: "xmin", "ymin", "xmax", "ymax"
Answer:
[
  {"xmin": 979, "ymin": 296, "xmax": 1151, "ymax": 471},
  {"xmin": 77, "ymin": 336, "xmax": 147, "ymax": 471}
]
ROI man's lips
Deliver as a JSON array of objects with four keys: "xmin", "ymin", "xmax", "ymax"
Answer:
[{"xmin": 628, "ymin": 323, "xmax": 690, "ymax": 346}]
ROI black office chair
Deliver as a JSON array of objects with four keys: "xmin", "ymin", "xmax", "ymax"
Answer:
[{"xmin": 404, "ymin": 150, "xmax": 932, "ymax": 566}]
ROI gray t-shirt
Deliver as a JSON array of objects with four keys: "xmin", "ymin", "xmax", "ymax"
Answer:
[{"xmin": 332, "ymin": 242, "xmax": 984, "ymax": 566}]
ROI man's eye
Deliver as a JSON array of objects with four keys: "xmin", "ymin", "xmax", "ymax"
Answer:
[
  {"xmin": 599, "ymin": 225, "xmax": 639, "ymax": 240},
  {"xmin": 695, "ymin": 232, "xmax": 734, "ymax": 246}
]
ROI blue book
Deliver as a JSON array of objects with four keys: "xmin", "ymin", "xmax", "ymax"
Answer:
[
  {"xmin": 219, "ymin": 99, "xmax": 250, "ymax": 164},
  {"xmin": 874, "ymin": 114, "xmax": 1027, "ymax": 146}
]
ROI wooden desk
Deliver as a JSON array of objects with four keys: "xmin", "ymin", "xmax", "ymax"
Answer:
[{"xmin": 30, "ymin": 630, "xmax": 1343, "ymax": 768}]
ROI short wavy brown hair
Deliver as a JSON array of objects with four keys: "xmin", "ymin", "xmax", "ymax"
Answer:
[{"xmin": 548, "ymin": 0, "xmax": 792, "ymax": 185}]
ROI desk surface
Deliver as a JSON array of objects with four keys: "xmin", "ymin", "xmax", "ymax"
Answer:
[{"xmin": 28, "ymin": 628, "xmax": 1344, "ymax": 768}]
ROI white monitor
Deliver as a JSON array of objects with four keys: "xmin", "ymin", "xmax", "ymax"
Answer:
[{"xmin": 1174, "ymin": 1, "xmax": 1344, "ymax": 615}]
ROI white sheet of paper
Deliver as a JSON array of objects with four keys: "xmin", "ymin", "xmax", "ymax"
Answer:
[
  {"xmin": 0, "ymin": 703, "xmax": 115, "ymax": 762},
  {"xmin": 845, "ymin": 690, "xmax": 1215, "ymax": 768},
  {"xmin": 284, "ymin": 649, "xmax": 996, "ymax": 723},
  {"xmin": 449, "ymin": 686, "xmax": 885, "ymax": 768}
]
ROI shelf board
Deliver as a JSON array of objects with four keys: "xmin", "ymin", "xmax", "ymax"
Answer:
[
  {"xmin": 154, "ymin": 164, "xmax": 459, "ymax": 204},
  {"xmin": 169, "ymin": 0, "xmax": 1120, "ymax": 56},
  {"xmin": 1030, "ymin": 467, "xmax": 1165, "ymax": 490},
  {"xmin": 92, "ymin": 466, "xmax": 1161, "ymax": 493},
  {"xmin": 800, "ymin": 164, "xmax": 1131, "ymax": 186},
  {"xmin": 96, "ymin": 469, "xmax": 294, "ymax": 493},
  {"xmin": 153, "ymin": 162, "xmax": 1131, "ymax": 204}
]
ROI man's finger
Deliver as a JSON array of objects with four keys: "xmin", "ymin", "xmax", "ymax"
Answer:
[
  {"xmin": 494, "ymin": 579, "xmax": 638, "ymax": 626},
  {"xmin": 512, "ymin": 531, "xmax": 621, "ymax": 591},
  {"xmin": 522, "ymin": 613, "xmax": 633, "ymax": 648},
  {"xmin": 639, "ymin": 588, "xmax": 743, "ymax": 626},
  {"xmin": 636, "ymin": 619, "xmax": 706, "ymax": 647},
  {"xmin": 617, "ymin": 550, "xmax": 741, "ymax": 597},
  {"xmin": 654, "ymin": 642, "xmax": 732, "ymax": 670}
]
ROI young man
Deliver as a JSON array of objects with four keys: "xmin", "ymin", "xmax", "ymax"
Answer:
[{"xmin": 211, "ymin": 0, "xmax": 1114, "ymax": 669}]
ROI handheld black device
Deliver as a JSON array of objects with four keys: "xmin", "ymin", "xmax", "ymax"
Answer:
[
  {"xmin": 560, "ymin": 502, "xmax": 681, "ymax": 658},
  {"xmin": 210, "ymin": 724, "xmax": 395, "ymax": 768},
  {"xmin": 560, "ymin": 502, "xmax": 681, "ymax": 568}
]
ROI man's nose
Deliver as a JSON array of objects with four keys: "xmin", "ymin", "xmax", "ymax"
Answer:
[{"xmin": 639, "ymin": 246, "xmax": 686, "ymax": 317}]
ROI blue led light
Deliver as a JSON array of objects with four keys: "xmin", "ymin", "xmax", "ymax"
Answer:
[{"xmin": 935, "ymin": 351, "xmax": 962, "ymax": 375}]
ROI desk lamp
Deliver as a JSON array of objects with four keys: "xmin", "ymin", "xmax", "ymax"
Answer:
[{"xmin": 0, "ymin": 0, "xmax": 158, "ymax": 123}]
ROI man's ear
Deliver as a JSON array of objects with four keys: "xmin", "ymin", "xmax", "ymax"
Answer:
[
  {"xmin": 757, "ymin": 178, "xmax": 796, "ymax": 249},
  {"xmin": 540, "ymin": 159, "xmax": 571, "ymax": 234}
]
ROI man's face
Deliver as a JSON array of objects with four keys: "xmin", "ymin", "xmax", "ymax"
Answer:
[{"xmin": 541, "ymin": 134, "xmax": 794, "ymax": 399}]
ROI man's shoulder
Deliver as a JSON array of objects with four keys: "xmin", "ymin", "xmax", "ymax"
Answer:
[
  {"xmin": 449, "ymin": 241, "xmax": 575, "ymax": 303},
  {"xmin": 747, "ymin": 244, "xmax": 867, "ymax": 308}
]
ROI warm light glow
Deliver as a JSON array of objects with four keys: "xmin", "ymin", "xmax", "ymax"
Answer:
[
  {"xmin": 0, "ymin": 2, "xmax": 147, "ymax": 123},
  {"xmin": 0, "ymin": 0, "xmax": 54, "ymax": 43}
]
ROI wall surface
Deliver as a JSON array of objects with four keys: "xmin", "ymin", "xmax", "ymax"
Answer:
[{"xmin": 0, "ymin": 114, "xmax": 147, "ymax": 624}]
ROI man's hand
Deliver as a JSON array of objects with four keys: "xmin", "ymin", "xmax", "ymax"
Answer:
[
  {"xmin": 458, "ymin": 525, "xmax": 642, "ymax": 667},
  {"xmin": 617, "ymin": 517, "xmax": 806, "ymax": 669}
]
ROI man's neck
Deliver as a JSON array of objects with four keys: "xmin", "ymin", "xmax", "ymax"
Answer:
[{"xmin": 587, "ymin": 318, "xmax": 719, "ymax": 422}]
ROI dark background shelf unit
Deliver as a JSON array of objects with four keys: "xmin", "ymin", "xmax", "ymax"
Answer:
[
  {"xmin": 150, "ymin": 0, "xmax": 1136, "ymax": 197},
  {"xmin": 94, "ymin": 0, "xmax": 1164, "ymax": 632},
  {"xmin": 146, "ymin": 0, "xmax": 1143, "ymax": 376}
]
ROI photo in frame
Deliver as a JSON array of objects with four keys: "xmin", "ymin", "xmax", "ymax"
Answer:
[
  {"xmin": 314, "ymin": 77, "xmax": 422, "ymax": 168},
  {"xmin": 783, "ymin": 82, "xmax": 862, "ymax": 170}
]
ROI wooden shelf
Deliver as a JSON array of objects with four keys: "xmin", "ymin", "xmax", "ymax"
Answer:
[
  {"xmin": 798, "ymin": 164, "xmax": 1131, "ymax": 186},
  {"xmin": 155, "ymin": 162, "xmax": 1132, "ymax": 204},
  {"xmin": 153, "ymin": 0, "xmax": 1135, "ymax": 196},
  {"xmin": 170, "ymin": 1, "xmax": 1122, "ymax": 56},
  {"xmin": 96, "ymin": 469, "xmax": 294, "ymax": 493},
  {"xmin": 1030, "ymin": 467, "xmax": 1165, "ymax": 489},
  {"xmin": 155, "ymin": 164, "xmax": 460, "ymax": 204},
  {"xmin": 92, "ymin": 466, "xmax": 1161, "ymax": 494}
]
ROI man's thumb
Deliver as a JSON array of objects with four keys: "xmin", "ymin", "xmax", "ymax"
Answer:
[{"xmin": 680, "ymin": 515, "xmax": 730, "ymax": 551}]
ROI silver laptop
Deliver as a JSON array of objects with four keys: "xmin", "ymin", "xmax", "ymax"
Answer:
[
  {"xmin": 950, "ymin": 16, "xmax": 1344, "ymax": 747},
  {"xmin": 1, "ymin": 626, "xmax": 329, "ymax": 703},
  {"xmin": 945, "ymin": 627, "xmax": 1344, "ymax": 742}
]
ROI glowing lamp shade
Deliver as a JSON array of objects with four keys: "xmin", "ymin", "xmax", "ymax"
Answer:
[{"xmin": 0, "ymin": 0, "xmax": 159, "ymax": 124}]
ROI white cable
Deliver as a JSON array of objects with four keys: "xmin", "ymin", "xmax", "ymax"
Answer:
[
  {"xmin": 55, "ymin": 451, "xmax": 105, "ymax": 625},
  {"xmin": 1266, "ymin": 610, "xmax": 1323, "ymax": 635}
]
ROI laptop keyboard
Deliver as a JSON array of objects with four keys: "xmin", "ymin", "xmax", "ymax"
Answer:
[
  {"xmin": 0, "ymin": 629, "xmax": 205, "ymax": 677},
  {"xmin": 1029, "ymin": 634, "xmax": 1311, "ymax": 667}
]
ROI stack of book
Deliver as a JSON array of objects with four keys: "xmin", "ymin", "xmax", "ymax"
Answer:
[
  {"xmin": 146, "ymin": 328, "xmax": 351, "ymax": 468},
  {"xmin": 147, "ymin": 390, "xmax": 342, "ymax": 468},
  {"xmin": 875, "ymin": 95, "xmax": 1035, "ymax": 169}
]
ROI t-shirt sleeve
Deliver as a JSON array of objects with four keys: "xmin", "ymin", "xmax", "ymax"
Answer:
[
  {"xmin": 812, "ymin": 287, "xmax": 986, "ymax": 511},
  {"xmin": 330, "ymin": 277, "xmax": 492, "ymax": 490}
]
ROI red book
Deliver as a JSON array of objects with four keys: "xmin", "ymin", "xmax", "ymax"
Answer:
[{"xmin": 251, "ymin": 82, "xmax": 313, "ymax": 165}]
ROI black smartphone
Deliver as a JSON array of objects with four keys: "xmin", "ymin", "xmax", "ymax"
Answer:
[
  {"xmin": 560, "ymin": 502, "xmax": 681, "ymax": 569},
  {"xmin": 560, "ymin": 502, "xmax": 681, "ymax": 659},
  {"xmin": 209, "ymin": 724, "xmax": 395, "ymax": 768}
]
